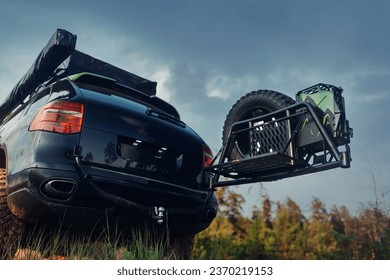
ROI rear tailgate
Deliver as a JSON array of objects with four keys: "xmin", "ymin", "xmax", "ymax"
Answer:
[{"xmin": 77, "ymin": 87, "xmax": 207, "ymax": 192}]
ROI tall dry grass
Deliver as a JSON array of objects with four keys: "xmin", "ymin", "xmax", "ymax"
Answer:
[{"xmin": 1, "ymin": 223, "xmax": 188, "ymax": 260}]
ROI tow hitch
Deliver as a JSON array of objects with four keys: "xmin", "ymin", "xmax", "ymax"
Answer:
[{"xmin": 152, "ymin": 206, "xmax": 166, "ymax": 224}]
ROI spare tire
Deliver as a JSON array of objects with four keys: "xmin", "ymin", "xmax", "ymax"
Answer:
[{"xmin": 222, "ymin": 90, "xmax": 295, "ymax": 160}]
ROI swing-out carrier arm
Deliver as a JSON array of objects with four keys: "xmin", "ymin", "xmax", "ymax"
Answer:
[{"xmin": 207, "ymin": 83, "xmax": 353, "ymax": 188}]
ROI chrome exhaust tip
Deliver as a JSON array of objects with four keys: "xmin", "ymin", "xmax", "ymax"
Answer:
[{"xmin": 41, "ymin": 179, "xmax": 77, "ymax": 200}]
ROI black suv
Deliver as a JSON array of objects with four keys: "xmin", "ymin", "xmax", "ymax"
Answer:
[{"xmin": 0, "ymin": 29, "xmax": 218, "ymax": 254}]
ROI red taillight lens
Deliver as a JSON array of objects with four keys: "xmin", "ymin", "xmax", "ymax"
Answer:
[
  {"xmin": 29, "ymin": 100, "xmax": 84, "ymax": 134},
  {"xmin": 203, "ymin": 144, "xmax": 214, "ymax": 167}
]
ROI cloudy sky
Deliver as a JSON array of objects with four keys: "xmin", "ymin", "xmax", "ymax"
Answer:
[{"xmin": 1, "ymin": 0, "xmax": 389, "ymax": 216}]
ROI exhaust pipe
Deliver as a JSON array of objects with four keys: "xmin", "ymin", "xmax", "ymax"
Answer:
[{"xmin": 41, "ymin": 179, "xmax": 77, "ymax": 200}]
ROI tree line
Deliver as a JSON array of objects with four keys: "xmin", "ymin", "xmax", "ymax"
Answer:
[{"xmin": 194, "ymin": 188, "xmax": 390, "ymax": 259}]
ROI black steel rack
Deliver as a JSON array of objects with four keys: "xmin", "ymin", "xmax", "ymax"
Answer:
[{"xmin": 206, "ymin": 101, "xmax": 352, "ymax": 188}]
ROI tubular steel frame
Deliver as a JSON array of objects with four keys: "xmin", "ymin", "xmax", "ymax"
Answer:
[{"xmin": 206, "ymin": 102, "xmax": 351, "ymax": 188}]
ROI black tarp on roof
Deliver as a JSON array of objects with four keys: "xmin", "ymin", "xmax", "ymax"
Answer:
[
  {"xmin": 0, "ymin": 29, "xmax": 157, "ymax": 122},
  {"xmin": 0, "ymin": 29, "xmax": 76, "ymax": 120},
  {"xmin": 59, "ymin": 50, "xmax": 157, "ymax": 95}
]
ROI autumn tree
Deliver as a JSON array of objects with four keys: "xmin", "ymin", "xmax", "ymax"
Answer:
[
  {"xmin": 271, "ymin": 198, "xmax": 305, "ymax": 259},
  {"xmin": 304, "ymin": 198, "xmax": 336, "ymax": 259},
  {"xmin": 194, "ymin": 188, "xmax": 249, "ymax": 259},
  {"xmin": 194, "ymin": 191, "xmax": 390, "ymax": 260},
  {"xmin": 238, "ymin": 195, "xmax": 274, "ymax": 259}
]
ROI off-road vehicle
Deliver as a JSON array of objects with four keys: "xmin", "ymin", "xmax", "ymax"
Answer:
[{"xmin": 0, "ymin": 29, "xmax": 352, "ymax": 258}]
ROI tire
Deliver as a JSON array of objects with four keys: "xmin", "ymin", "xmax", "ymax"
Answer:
[
  {"xmin": 222, "ymin": 90, "xmax": 295, "ymax": 160},
  {"xmin": 0, "ymin": 168, "xmax": 26, "ymax": 259}
]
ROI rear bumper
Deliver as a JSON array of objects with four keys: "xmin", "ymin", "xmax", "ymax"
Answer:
[{"xmin": 6, "ymin": 166, "xmax": 218, "ymax": 236}]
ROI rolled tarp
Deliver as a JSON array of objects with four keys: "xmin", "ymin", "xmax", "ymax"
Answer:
[
  {"xmin": 61, "ymin": 50, "xmax": 157, "ymax": 96},
  {"xmin": 0, "ymin": 29, "xmax": 157, "ymax": 122},
  {"xmin": 0, "ymin": 28, "xmax": 158, "ymax": 122},
  {"xmin": 0, "ymin": 29, "xmax": 77, "ymax": 121}
]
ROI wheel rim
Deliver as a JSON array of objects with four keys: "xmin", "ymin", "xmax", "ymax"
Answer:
[{"xmin": 235, "ymin": 107, "xmax": 271, "ymax": 157}]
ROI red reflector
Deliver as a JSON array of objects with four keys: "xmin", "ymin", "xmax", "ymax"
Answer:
[
  {"xmin": 29, "ymin": 100, "xmax": 84, "ymax": 134},
  {"xmin": 203, "ymin": 144, "xmax": 214, "ymax": 167}
]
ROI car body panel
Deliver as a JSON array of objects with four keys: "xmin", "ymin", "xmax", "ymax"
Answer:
[
  {"xmin": 1, "ymin": 77, "xmax": 217, "ymax": 236},
  {"xmin": 78, "ymin": 86, "xmax": 208, "ymax": 190}
]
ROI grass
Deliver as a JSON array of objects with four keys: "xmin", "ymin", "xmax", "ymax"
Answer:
[{"xmin": 2, "ymin": 223, "xmax": 187, "ymax": 260}]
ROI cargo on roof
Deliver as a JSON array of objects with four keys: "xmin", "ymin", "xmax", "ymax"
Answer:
[{"xmin": 0, "ymin": 29, "xmax": 157, "ymax": 121}]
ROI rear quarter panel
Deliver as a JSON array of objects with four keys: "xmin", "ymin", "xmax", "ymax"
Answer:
[{"xmin": 0, "ymin": 80, "xmax": 82, "ymax": 176}]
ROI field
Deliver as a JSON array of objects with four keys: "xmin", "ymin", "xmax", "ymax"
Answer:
[
  {"xmin": 3, "ymin": 224, "xmax": 193, "ymax": 260},
  {"xmin": 2, "ymin": 187, "xmax": 390, "ymax": 260}
]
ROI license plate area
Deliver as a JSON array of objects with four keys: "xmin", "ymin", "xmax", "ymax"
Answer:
[{"xmin": 117, "ymin": 135, "xmax": 182, "ymax": 173}]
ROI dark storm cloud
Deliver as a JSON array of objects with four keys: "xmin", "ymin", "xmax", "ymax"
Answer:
[
  {"xmin": 121, "ymin": 0, "xmax": 390, "ymax": 77},
  {"xmin": 3, "ymin": 0, "xmax": 388, "ymax": 77}
]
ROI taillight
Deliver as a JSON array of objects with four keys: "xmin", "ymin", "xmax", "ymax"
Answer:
[
  {"xmin": 203, "ymin": 144, "xmax": 214, "ymax": 167},
  {"xmin": 29, "ymin": 100, "xmax": 84, "ymax": 134}
]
